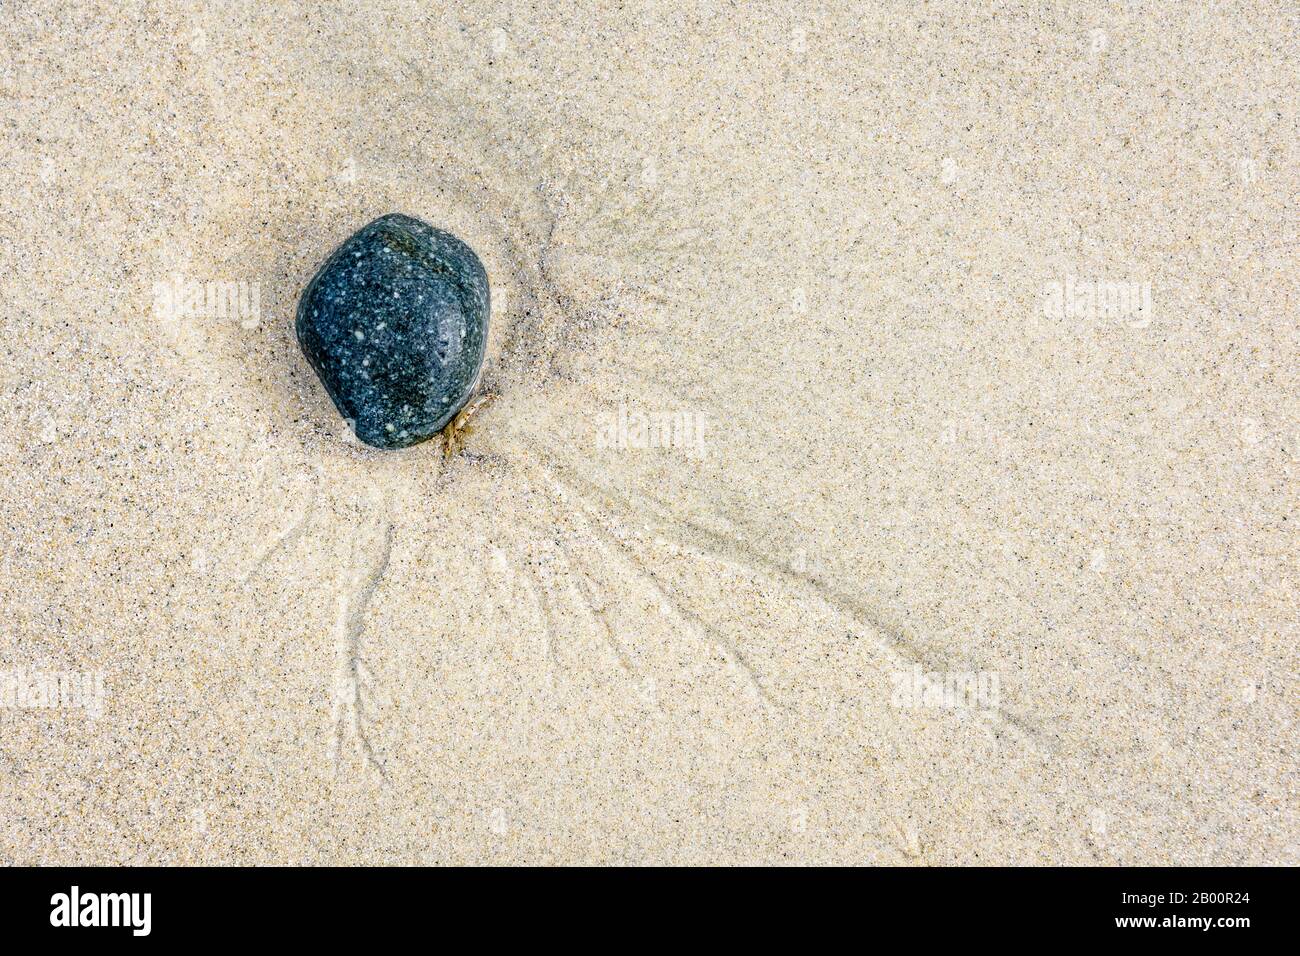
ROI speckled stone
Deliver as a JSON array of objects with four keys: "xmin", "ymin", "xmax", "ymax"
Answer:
[{"xmin": 296, "ymin": 213, "xmax": 490, "ymax": 449}]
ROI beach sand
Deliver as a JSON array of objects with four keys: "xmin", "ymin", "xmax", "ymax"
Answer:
[{"xmin": 1, "ymin": 0, "xmax": 1295, "ymax": 864}]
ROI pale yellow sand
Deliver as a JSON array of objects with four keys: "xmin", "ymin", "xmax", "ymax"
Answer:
[{"xmin": 0, "ymin": 1, "xmax": 1295, "ymax": 864}]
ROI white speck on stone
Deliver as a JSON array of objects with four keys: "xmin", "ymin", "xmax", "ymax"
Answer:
[
  {"xmin": 386, "ymin": 423, "xmax": 396, "ymax": 433},
  {"xmin": 353, "ymin": 330, "xmax": 364, "ymax": 341}
]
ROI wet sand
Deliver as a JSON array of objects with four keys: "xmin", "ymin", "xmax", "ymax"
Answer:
[{"xmin": 0, "ymin": 1, "xmax": 1295, "ymax": 864}]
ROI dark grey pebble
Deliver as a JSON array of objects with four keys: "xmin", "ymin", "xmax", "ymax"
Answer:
[{"xmin": 296, "ymin": 213, "xmax": 489, "ymax": 449}]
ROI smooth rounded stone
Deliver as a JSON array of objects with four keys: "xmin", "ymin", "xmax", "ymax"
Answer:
[{"xmin": 296, "ymin": 213, "xmax": 490, "ymax": 449}]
